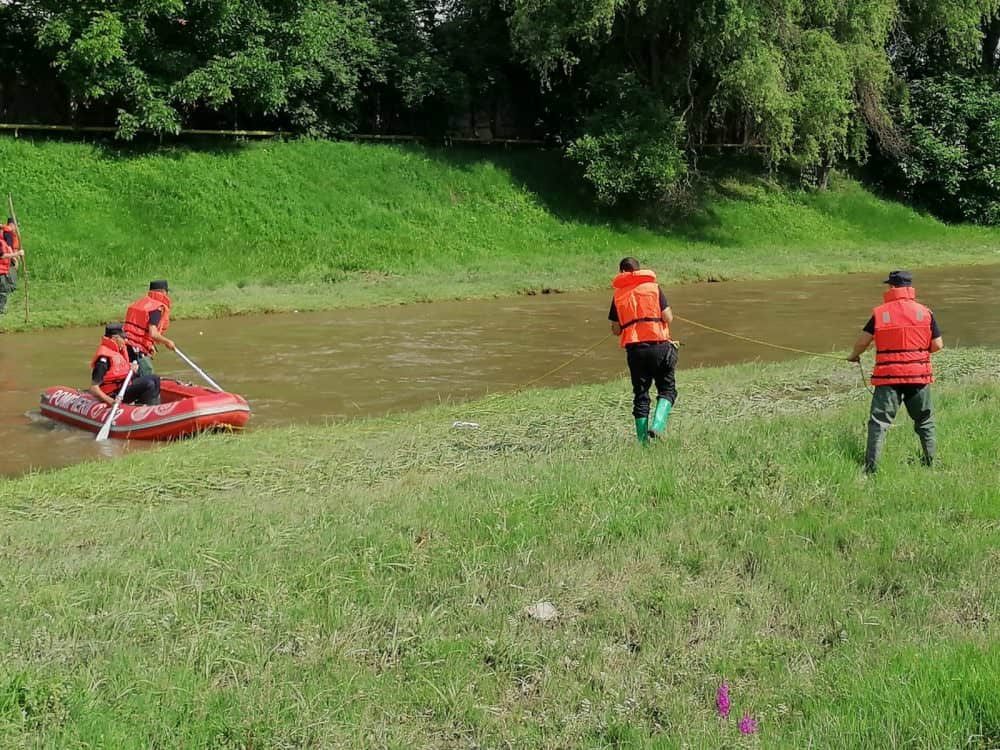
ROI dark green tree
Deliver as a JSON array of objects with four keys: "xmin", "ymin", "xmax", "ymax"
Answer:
[
  {"xmin": 20, "ymin": 0, "xmax": 382, "ymax": 136},
  {"xmin": 507, "ymin": 0, "xmax": 900, "ymax": 201}
]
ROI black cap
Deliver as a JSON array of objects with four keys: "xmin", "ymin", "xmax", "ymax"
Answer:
[
  {"xmin": 883, "ymin": 270, "xmax": 913, "ymax": 287},
  {"xmin": 104, "ymin": 323, "xmax": 125, "ymax": 338},
  {"xmin": 149, "ymin": 280, "xmax": 169, "ymax": 291}
]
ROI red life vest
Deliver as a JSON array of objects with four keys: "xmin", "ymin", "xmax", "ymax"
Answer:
[
  {"xmin": 1, "ymin": 223, "xmax": 20, "ymax": 251},
  {"xmin": 91, "ymin": 338, "xmax": 132, "ymax": 395},
  {"xmin": 612, "ymin": 270, "xmax": 670, "ymax": 348},
  {"xmin": 0, "ymin": 238, "xmax": 10, "ymax": 275},
  {"xmin": 871, "ymin": 287, "xmax": 934, "ymax": 386},
  {"xmin": 123, "ymin": 291, "xmax": 171, "ymax": 355}
]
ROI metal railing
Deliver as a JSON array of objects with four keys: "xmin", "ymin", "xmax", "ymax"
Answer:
[{"xmin": 0, "ymin": 122, "xmax": 547, "ymax": 145}]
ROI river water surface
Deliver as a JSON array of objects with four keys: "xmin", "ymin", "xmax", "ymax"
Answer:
[{"xmin": 1, "ymin": 264, "xmax": 997, "ymax": 477}]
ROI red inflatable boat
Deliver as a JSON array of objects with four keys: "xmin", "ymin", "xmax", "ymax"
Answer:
[{"xmin": 39, "ymin": 379, "xmax": 251, "ymax": 440}]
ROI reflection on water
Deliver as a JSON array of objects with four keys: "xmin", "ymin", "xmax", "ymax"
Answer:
[{"xmin": 1, "ymin": 264, "xmax": 998, "ymax": 477}]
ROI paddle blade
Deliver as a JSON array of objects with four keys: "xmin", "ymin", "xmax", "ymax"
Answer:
[
  {"xmin": 95, "ymin": 406, "xmax": 120, "ymax": 442},
  {"xmin": 95, "ymin": 369, "xmax": 134, "ymax": 442}
]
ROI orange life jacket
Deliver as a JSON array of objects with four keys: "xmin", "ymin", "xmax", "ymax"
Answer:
[
  {"xmin": 871, "ymin": 287, "xmax": 934, "ymax": 386},
  {"xmin": 0, "ymin": 238, "xmax": 10, "ymax": 275},
  {"xmin": 91, "ymin": 337, "xmax": 132, "ymax": 395},
  {"xmin": 612, "ymin": 270, "xmax": 670, "ymax": 347},
  {"xmin": 123, "ymin": 291, "xmax": 171, "ymax": 355},
  {"xmin": 1, "ymin": 223, "xmax": 20, "ymax": 251}
]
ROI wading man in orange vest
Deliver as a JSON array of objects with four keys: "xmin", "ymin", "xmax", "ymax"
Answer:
[
  {"xmin": 89, "ymin": 323, "xmax": 161, "ymax": 406},
  {"xmin": 124, "ymin": 280, "xmax": 175, "ymax": 377},
  {"xmin": 847, "ymin": 270, "xmax": 944, "ymax": 474},
  {"xmin": 609, "ymin": 257, "xmax": 678, "ymax": 444}
]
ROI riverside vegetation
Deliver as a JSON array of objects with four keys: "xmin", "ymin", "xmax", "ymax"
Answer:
[
  {"xmin": 7, "ymin": 1, "xmax": 1000, "ymax": 219},
  {"xmin": 1, "ymin": 350, "xmax": 997, "ymax": 748},
  {"xmin": 2, "ymin": 136, "xmax": 1000, "ymax": 332}
]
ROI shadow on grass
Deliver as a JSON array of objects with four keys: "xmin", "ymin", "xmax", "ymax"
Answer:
[
  {"xmin": 408, "ymin": 144, "xmax": 851, "ymax": 247},
  {"xmin": 402, "ymin": 143, "xmax": 613, "ymax": 226},
  {"xmin": 407, "ymin": 142, "xmax": 749, "ymax": 243},
  {"xmin": 4, "ymin": 127, "xmax": 257, "ymax": 161},
  {"xmin": 91, "ymin": 133, "xmax": 252, "ymax": 161}
]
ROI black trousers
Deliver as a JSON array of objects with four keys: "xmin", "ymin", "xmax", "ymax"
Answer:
[
  {"xmin": 123, "ymin": 375, "xmax": 161, "ymax": 405},
  {"xmin": 626, "ymin": 342, "xmax": 678, "ymax": 418}
]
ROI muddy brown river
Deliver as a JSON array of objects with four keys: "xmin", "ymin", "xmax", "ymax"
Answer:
[{"xmin": 1, "ymin": 265, "xmax": 997, "ymax": 477}]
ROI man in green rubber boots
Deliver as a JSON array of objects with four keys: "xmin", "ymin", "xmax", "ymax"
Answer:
[{"xmin": 609, "ymin": 257, "xmax": 678, "ymax": 443}]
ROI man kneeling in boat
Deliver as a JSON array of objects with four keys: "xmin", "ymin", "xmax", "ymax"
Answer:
[{"xmin": 89, "ymin": 323, "xmax": 162, "ymax": 406}]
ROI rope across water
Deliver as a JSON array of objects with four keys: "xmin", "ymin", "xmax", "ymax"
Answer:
[
  {"xmin": 674, "ymin": 315, "xmax": 873, "ymax": 394},
  {"xmin": 673, "ymin": 315, "xmax": 843, "ymax": 361},
  {"xmin": 520, "ymin": 315, "xmax": 872, "ymax": 393}
]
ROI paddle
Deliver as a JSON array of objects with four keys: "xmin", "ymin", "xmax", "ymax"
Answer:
[
  {"xmin": 96, "ymin": 368, "xmax": 134, "ymax": 442},
  {"xmin": 175, "ymin": 347, "xmax": 223, "ymax": 391}
]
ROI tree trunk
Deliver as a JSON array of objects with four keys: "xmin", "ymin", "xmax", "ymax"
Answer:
[
  {"xmin": 817, "ymin": 154, "xmax": 833, "ymax": 191},
  {"xmin": 490, "ymin": 94, "xmax": 499, "ymax": 140},
  {"xmin": 649, "ymin": 35, "xmax": 661, "ymax": 89},
  {"xmin": 982, "ymin": 13, "xmax": 1000, "ymax": 70}
]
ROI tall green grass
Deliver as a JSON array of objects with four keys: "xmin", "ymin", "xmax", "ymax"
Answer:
[
  {"xmin": 2, "ymin": 136, "xmax": 998, "ymax": 331},
  {"xmin": 2, "ymin": 350, "xmax": 997, "ymax": 747}
]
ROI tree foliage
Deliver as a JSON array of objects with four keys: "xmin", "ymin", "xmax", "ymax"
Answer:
[
  {"xmin": 899, "ymin": 74, "xmax": 1000, "ymax": 223},
  {"xmin": 508, "ymin": 0, "xmax": 899, "ymax": 199},
  {"xmin": 21, "ymin": 0, "xmax": 382, "ymax": 136},
  {"xmin": 566, "ymin": 76, "xmax": 686, "ymax": 204},
  {"xmin": 5, "ymin": 0, "xmax": 1000, "ymax": 216}
]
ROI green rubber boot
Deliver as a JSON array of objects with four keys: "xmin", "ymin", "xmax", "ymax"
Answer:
[
  {"xmin": 634, "ymin": 417, "xmax": 649, "ymax": 444},
  {"xmin": 648, "ymin": 399, "xmax": 673, "ymax": 438}
]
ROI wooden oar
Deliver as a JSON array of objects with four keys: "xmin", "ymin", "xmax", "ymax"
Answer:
[
  {"xmin": 96, "ymin": 369, "xmax": 134, "ymax": 442},
  {"xmin": 175, "ymin": 347, "xmax": 223, "ymax": 391},
  {"xmin": 6, "ymin": 194, "xmax": 28, "ymax": 324}
]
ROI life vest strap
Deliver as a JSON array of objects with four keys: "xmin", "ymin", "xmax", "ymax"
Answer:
[
  {"xmin": 871, "ymin": 374, "xmax": 932, "ymax": 381},
  {"xmin": 620, "ymin": 316, "xmax": 663, "ymax": 330},
  {"xmin": 875, "ymin": 358, "xmax": 930, "ymax": 366}
]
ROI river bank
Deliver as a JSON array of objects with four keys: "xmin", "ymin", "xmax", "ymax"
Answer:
[
  {"xmin": 2, "ymin": 137, "xmax": 999, "ymax": 331},
  {"xmin": 3, "ymin": 350, "xmax": 998, "ymax": 747},
  {"xmin": 4, "ymin": 263, "xmax": 997, "ymax": 478}
]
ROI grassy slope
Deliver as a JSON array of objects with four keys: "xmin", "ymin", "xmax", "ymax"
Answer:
[
  {"xmin": 1, "ymin": 136, "xmax": 999, "ymax": 331},
  {"xmin": 2, "ymin": 351, "xmax": 998, "ymax": 748}
]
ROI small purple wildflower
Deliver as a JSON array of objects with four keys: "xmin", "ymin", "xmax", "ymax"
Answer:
[
  {"xmin": 739, "ymin": 713, "xmax": 759, "ymax": 735},
  {"xmin": 716, "ymin": 681, "xmax": 731, "ymax": 718}
]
